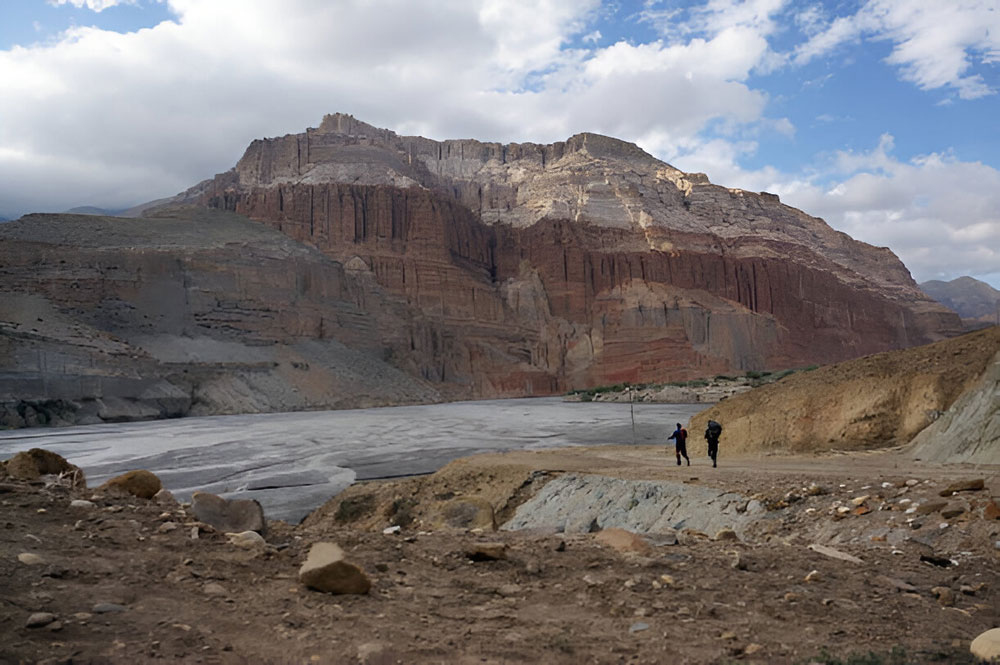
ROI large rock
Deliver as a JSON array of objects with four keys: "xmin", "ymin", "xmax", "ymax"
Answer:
[
  {"xmin": 298, "ymin": 542, "xmax": 371, "ymax": 594},
  {"xmin": 191, "ymin": 492, "xmax": 266, "ymax": 534},
  {"xmin": 99, "ymin": 470, "xmax": 162, "ymax": 499},
  {"xmin": 970, "ymin": 628, "xmax": 1000, "ymax": 661},
  {"xmin": 433, "ymin": 497, "xmax": 496, "ymax": 531},
  {"xmin": 3, "ymin": 448, "xmax": 85, "ymax": 487}
]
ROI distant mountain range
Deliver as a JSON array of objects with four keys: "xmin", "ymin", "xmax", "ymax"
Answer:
[
  {"xmin": 920, "ymin": 276, "xmax": 1000, "ymax": 328},
  {"xmin": 64, "ymin": 206, "xmax": 128, "ymax": 216}
]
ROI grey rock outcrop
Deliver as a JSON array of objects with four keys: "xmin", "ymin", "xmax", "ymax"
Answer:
[
  {"xmin": 502, "ymin": 473, "xmax": 762, "ymax": 538},
  {"xmin": 908, "ymin": 349, "xmax": 1000, "ymax": 464}
]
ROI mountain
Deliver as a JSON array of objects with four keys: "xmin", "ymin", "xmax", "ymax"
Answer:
[
  {"xmin": 0, "ymin": 115, "xmax": 964, "ymax": 427},
  {"xmin": 64, "ymin": 206, "xmax": 128, "ymax": 216},
  {"xmin": 166, "ymin": 113, "xmax": 961, "ymax": 393},
  {"xmin": 920, "ymin": 276, "xmax": 1000, "ymax": 329}
]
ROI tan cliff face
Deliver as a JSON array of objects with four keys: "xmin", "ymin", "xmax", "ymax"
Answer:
[{"xmin": 177, "ymin": 114, "xmax": 961, "ymax": 395}]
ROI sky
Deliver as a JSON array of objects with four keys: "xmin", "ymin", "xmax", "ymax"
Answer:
[{"xmin": 1, "ymin": 0, "xmax": 998, "ymax": 288}]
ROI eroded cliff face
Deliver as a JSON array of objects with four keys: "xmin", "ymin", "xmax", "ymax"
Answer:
[
  {"xmin": 179, "ymin": 114, "xmax": 960, "ymax": 395},
  {"xmin": 0, "ymin": 209, "xmax": 442, "ymax": 427}
]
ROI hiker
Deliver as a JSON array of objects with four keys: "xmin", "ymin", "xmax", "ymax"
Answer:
[
  {"xmin": 667, "ymin": 423, "xmax": 690, "ymax": 466},
  {"xmin": 705, "ymin": 420, "xmax": 722, "ymax": 468}
]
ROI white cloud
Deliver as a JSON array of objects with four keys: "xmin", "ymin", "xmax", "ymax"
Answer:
[
  {"xmin": 795, "ymin": 0, "xmax": 1000, "ymax": 99},
  {"xmin": 48, "ymin": 0, "xmax": 137, "ymax": 11},
  {"xmin": 0, "ymin": 0, "xmax": 780, "ymax": 217}
]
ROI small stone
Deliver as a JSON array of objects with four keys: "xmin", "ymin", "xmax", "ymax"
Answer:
[
  {"xmin": 382, "ymin": 526, "xmax": 401, "ymax": 535},
  {"xmin": 916, "ymin": 501, "xmax": 949, "ymax": 515},
  {"xmin": 836, "ymin": 506, "xmax": 851, "ymax": 515},
  {"xmin": 807, "ymin": 543, "xmax": 863, "ymax": 564},
  {"xmin": 595, "ymin": 528, "xmax": 652, "ymax": 555},
  {"xmin": 938, "ymin": 479, "xmax": 984, "ymax": 496},
  {"xmin": 805, "ymin": 484, "xmax": 828, "ymax": 496},
  {"xmin": 70, "ymin": 500, "xmax": 95, "ymax": 509},
  {"xmin": 465, "ymin": 543, "xmax": 507, "ymax": 562},
  {"xmin": 36, "ymin": 508, "xmax": 46, "ymax": 514},
  {"xmin": 153, "ymin": 489, "xmax": 178, "ymax": 505},
  {"xmin": 299, "ymin": 542, "xmax": 371, "ymax": 594},
  {"xmin": 804, "ymin": 570, "xmax": 821, "ymax": 583},
  {"xmin": 73, "ymin": 612, "xmax": 92, "ymax": 622},
  {"xmin": 730, "ymin": 551, "xmax": 747, "ymax": 571},
  {"xmin": 26, "ymin": 612, "xmax": 56, "ymax": 628},
  {"xmin": 497, "ymin": 584, "xmax": 521, "ymax": 597},
  {"xmin": 783, "ymin": 592, "xmax": 801, "ymax": 602},
  {"xmin": 98, "ymin": 470, "xmax": 162, "ymax": 499},
  {"xmin": 203, "ymin": 583, "xmax": 227, "ymax": 596},
  {"xmin": 227, "ymin": 530, "xmax": 266, "ymax": 548},
  {"xmin": 971, "ymin": 628, "xmax": 1000, "ymax": 661},
  {"xmin": 721, "ymin": 631, "xmax": 738, "ymax": 640},
  {"xmin": 659, "ymin": 574, "xmax": 676, "ymax": 586},
  {"xmin": 932, "ymin": 586, "xmax": 955, "ymax": 607},
  {"xmin": 17, "ymin": 552, "xmax": 44, "ymax": 565},
  {"xmin": 851, "ymin": 495, "xmax": 869, "ymax": 506},
  {"xmin": 744, "ymin": 643, "xmax": 763, "ymax": 655},
  {"xmin": 714, "ymin": 528, "xmax": 739, "ymax": 541},
  {"xmin": 905, "ymin": 479, "xmax": 919, "ymax": 487},
  {"xmin": 190, "ymin": 526, "xmax": 199, "ymax": 540},
  {"xmin": 92, "ymin": 603, "xmax": 127, "ymax": 613},
  {"xmin": 158, "ymin": 521, "xmax": 179, "ymax": 534},
  {"xmin": 853, "ymin": 506, "xmax": 872, "ymax": 516},
  {"xmin": 941, "ymin": 505, "xmax": 965, "ymax": 519},
  {"xmin": 628, "ymin": 622, "xmax": 649, "ymax": 634}
]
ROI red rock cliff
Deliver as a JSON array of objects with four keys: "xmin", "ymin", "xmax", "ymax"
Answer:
[{"xmin": 182, "ymin": 114, "xmax": 961, "ymax": 395}]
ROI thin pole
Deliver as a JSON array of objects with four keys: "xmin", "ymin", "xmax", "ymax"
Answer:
[{"xmin": 629, "ymin": 386, "xmax": 636, "ymax": 445}]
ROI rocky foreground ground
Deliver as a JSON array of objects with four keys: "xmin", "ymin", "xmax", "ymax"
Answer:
[{"xmin": 2, "ymin": 445, "xmax": 999, "ymax": 665}]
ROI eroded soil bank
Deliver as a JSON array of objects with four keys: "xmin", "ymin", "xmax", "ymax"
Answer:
[{"xmin": 2, "ymin": 444, "xmax": 998, "ymax": 664}]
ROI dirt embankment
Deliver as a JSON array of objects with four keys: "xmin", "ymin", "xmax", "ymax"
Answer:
[{"xmin": 690, "ymin": 327, "xmax": 1000, "ymax": 457}]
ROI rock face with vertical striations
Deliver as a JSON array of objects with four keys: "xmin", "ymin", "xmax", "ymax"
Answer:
[{"xmin": 178, "ymin": 113, "xmax": 960, "ymax": 394}]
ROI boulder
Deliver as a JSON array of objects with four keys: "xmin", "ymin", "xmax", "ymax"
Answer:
[
  {"xmin": 153, "ymin": 489, "xmax": 178, "ymax": 506},
  {"xmin": 970, "ymin": 628, "xmax": 1000, "ymax": 661},
  {"xmin": 191, "ymin": 492, "xmax": 265, "ymax": 534},
  {"xmin": 98, "ymin": 470, "xmax": 162, "ymax": 499},
  {"xmin": 434, "ymin": 496, "xmax": 496, "ymax": 531},
  {"xmin": 985, "ymin": 500, "xmax": 1000, "ymax": 521},
  {"xmin": 915, "ymin": 501, "xmax": 948, "ymax": 515},
  {"xmin": 594, "ymin": 528, "xmax": 652, "ymax": 555},
  {"xmin": 714, "ymin": 528, "xmax": 739, "ymax": 542},
  {"xmin": 4, "ymin": 448, "xmax": 85, "ymax": 487},
  {"xmin": 298, "ymin": 542, "xmax": 371, "ymax": 594}
]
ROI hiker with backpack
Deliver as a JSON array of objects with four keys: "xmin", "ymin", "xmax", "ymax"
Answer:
[
  {"xmin": 705, "ymin": 420, "xmax": 722, "ymax": 468},
  {"xmin": 667, "ymin": 423, "xmax": 690, "ymax": 466}
]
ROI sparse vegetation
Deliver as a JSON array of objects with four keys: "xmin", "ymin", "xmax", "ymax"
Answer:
[{"xmin": 801, "ymin": 645, "xmax": 977, "ymax": 665}]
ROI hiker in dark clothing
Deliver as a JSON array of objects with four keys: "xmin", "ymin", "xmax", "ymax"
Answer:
[
  {"xmin": 705, "ymin": 420, "xmax": 722, "ymax": 468},
  {"xmin": 667, "ymin": 423, "xmax": 690, "ymax": 466}
]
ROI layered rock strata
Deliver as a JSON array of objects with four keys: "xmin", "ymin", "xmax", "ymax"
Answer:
[
  {"xmin": 0, "ymin": 208, "xmax": 440, "ymax": 427},
  {"xmin": 177, "ymin": 114, "xmax": 961, "ymax": 394}
]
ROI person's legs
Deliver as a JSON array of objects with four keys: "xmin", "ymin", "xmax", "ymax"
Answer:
[
  {"xmin": 708, "ymin": 440, "xmax": 718, "ymax": 467},
  {"xmin": 675, "ymin": 446, "xmax": 681, "ymax": 465},
  {"xmin": 679, "ymin": 440, "xmax": 690, "ymax": 465}
]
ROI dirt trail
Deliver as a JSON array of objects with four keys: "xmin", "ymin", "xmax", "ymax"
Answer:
[{"xmin": 4, "ymin": 444, "xmax": 997, "ymax": 665}]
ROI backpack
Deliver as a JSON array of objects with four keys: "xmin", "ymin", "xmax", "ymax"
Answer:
[
  {"xmin": 707, "ymin": 420, "xmax": 722, "ymax": 437},
  {"xmin": 679, "ymin": 428, "xmax": 687, "ymax": 441}
]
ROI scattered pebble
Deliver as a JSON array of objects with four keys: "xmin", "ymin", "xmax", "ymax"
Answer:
[
  {"xmin": 628, "ymin": 622, "xmax": 649, "ymax": 634},
  {"xmin": 92, "ymin": 603, "xmax": 127, "ymax": 613},
  {"xmin": 70, "ymin": 500, "xmax": 95, "ymax": 509},
  {"xmin": 804, "ymin": 570, "xmax": 821, "ymax": 583},
  {"xmin": 17, "ymin": 552, "xmax": 44, "ymax": 566}
]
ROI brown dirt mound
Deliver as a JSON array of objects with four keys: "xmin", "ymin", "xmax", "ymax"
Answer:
[{"xmin": 691, "ymin": 326, "xmax": 1000, "ymax": 456}]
